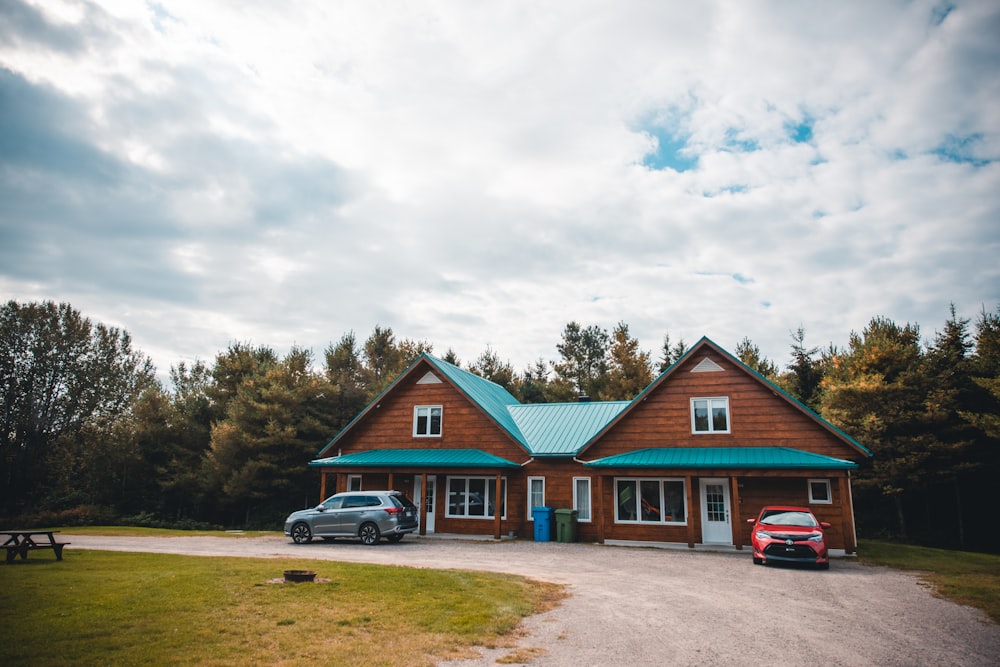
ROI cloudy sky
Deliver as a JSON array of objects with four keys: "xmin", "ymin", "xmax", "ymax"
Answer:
[{"xmin": 2, "ymin": 0, "xmax": 998, "ymax": 381}]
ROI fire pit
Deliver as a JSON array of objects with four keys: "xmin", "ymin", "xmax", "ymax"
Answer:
[{"xmin": 283, "ymin": 570, "xmax": 317, "ymax": 583}]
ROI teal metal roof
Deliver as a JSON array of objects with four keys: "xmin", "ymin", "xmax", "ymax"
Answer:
[
  {"xmin": 310, "ymin": 449, "xmax": 520, "ymax": 469},
  {"xmin": 509, "ymin": 401, "xmax": 630, "ymax": 456},
  {"xmin": 584, "ymin": 447, "xmax": 858, "ymax": 470},
  {"xmin": 428, "ymin": 357, "xmax": 528, "ymax": 448}
]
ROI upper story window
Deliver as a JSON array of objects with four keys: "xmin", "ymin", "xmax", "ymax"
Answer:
[
  {"xmin": 414, "ymin": 405, "xmax": 442, "ymax": 437},
  {"xmin": 691, "ymin": 397, "xmax": 730, "ymax": 433}
]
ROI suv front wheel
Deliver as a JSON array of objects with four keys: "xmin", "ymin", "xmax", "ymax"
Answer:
[
  {"xmin": 291, "ymin": 522, "xmax": 312, "ymax": 544},
  {"xmin": 359, "ymin": 522, "xmax": 380, "ymax": 545}
]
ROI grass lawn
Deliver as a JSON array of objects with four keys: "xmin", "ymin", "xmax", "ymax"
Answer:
[
  {"xmin": 34, "ymin": 525, "xmax": 278, "ymax": 537},
  {"xmin": 859, "ymin": 539, "xmax": 1000, "ymax": 624},
  {"xmin": 0, "ymin": 549, "xmax": 564, "ymax": 667}
]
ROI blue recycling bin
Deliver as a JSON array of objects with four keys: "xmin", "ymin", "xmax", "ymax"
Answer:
[{"xmin": 533, "ymin": 506, "xmax": 554, "ymax": 542}]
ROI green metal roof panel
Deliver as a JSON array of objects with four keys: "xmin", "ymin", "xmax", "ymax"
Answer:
[
  {"xmin": 309, "ymin": 448, "xmax": 520, "ymax": 468},
  {"xmin": 584, "ymin": 447, "xmax": 858, "ymax": 470},
  {"xmin": 509, "ymin": 401, "xmax": 630, "ymax": 456},
  {"xmin": 427, "ymin": 356, "xmax": 529, "ymax": 449}
]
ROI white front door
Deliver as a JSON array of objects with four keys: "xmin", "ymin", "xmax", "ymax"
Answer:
[
  {"xmin": 699, "ymin": 478, "xmax": 732, "ymax": 545},
  {"xmin": 415, "ymin": 476, "xmax": 436, "ymax": 533}
]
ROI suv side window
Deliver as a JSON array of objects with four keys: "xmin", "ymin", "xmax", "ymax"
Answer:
[
  {"xmin": 343, "ymin": 495, "xmax": 369, "ymax": 508},
  {"xmin": 323, "ymin": 497, "xmax": 345, "ymax": 510}
]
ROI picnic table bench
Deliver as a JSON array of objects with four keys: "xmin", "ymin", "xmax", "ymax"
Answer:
[{"xmin": 2, "ymin": 530, "xmax": 70, "ymax": 563}]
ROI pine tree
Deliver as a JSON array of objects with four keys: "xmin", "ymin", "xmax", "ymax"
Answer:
[
  {"xmin": 734, "ymin": 336, "xmax": 778, "ymax": 381},
  {"xmin": 602, "ymin": 322, "xmax": 653, "ymax": 400},
  {"xmin": 553, "ymin": 322, "xmax": 610, "ymax": 399},
  {"xmin": 820, "ymin": 317, "xmax": 927, "ymax": 538}
]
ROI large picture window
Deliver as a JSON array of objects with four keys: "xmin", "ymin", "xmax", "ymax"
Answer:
[
  {"xmin": 691, "ymin": 397, "xmax": 730, "ymax": 433},
  {"xmin": 573, "ymin": 477, "xmax": 592, "ymax": 522},
  {"xmin": 446, "ymin": 476, "xmax": 507, "ymax": 519},
  {"xmin": 413, "ymin": 405, "xmax": 442, "ymax": 437},
  {"xmin": 615, "ymin": 478, "xmax": 686, "ymax": 524}
]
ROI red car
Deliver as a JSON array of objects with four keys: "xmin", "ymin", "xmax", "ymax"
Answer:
[{"xmin": 748, "ymin": 506, "xmax": 831, "ymax": 569}]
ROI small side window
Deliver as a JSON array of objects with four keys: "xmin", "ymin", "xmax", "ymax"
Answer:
[{"xmin": 809, "ymin": 479, "xmax": 832, "ymax": 504}]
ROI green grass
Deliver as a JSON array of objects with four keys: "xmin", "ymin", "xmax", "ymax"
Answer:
[
  {"xmin": 0, "ymin": 550, "xmax": 564, "ymax": 666},
  {"xmin": 859, "ymin": 539, "xmax": 1000, "ymax": 624},
  {"xmin": 36, "ymin": 525, "xmax": 279, "ymax": 537}
]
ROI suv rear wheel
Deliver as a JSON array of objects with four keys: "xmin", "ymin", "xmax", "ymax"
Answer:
[
  {"xmin": 291, "ymin": 522, "xmax": 312, "ymax": 544},
  {"xmin": 359, "ymin": 522, "xmax": 380, "ymax": 545}
]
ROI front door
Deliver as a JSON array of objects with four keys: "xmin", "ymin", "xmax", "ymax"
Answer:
[
  {"xmin": 699, "ymin": 478, "xmax": 732, "ymax": 545},
  {"xmin": 415, "ymin": 476, "xmax": 436, "ymax": 533}
]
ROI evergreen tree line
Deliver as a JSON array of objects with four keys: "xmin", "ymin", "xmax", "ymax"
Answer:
[{"xmin": 1, "ymin": 300, "xmax": 998, "ymax": 551}]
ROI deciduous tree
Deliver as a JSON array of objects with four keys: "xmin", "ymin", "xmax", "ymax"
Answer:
[{"xmin": 0, "ymin": 300, "xmax": 154, "ymax": 514}]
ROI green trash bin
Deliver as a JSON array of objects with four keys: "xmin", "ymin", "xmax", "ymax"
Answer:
[{"xmin": 554, "ymin": 508, "xmax": 578, "ymax": 543}]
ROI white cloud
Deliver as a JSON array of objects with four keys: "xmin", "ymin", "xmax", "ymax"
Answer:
[{"xmin": 1, "ymin": 0, "xmax": 998, "ymax": 380}]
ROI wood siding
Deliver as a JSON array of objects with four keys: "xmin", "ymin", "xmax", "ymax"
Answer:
[
  {"xmin": 584, "ymin": 351, "xmax": 865, "ymax": 463},
  {"xmin": 331, "ymin": 359, "xmax": 529, "ymax": 465}
]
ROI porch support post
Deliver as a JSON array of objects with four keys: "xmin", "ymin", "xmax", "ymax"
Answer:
[
  {"xmin": 387, "ymin": 472, "xmax": 394, "ymax": 490},
  {"xmin": 840, "ymin": 474, "xmax": 857, "ymax": 554},
  {"xmin": 597, "ymin": 475, "xmax": 606, "ymax": 544},
  {"xmin": 494, "ymin": 472, "xmax": 503, "ymax": 540},
  {"xmin": 319, "ymin": 469, "xmax": 328, "ymax": 501},
  {"xmin": 686, "ymin": 475, "xmax": 696, "ymax": 548},
  {"xmin": 419, "ymin": 472, "xmax": 428, "ymax": 536},
  {"xmin": 730, "ymin": 476, "xmax": 743, "ymax": 550}
]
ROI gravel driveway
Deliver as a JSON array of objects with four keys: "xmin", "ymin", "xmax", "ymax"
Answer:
[{"xmin": 63, "ymin": 534, "xmax": 999, "ymax": 666}]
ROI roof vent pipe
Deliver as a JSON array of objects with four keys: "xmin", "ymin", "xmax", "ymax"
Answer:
[{"xmin": 578, "ymin": 394, "xmax": 591, "ymax": 402}]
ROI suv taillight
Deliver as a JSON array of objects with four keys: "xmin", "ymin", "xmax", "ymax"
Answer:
[{"xmin": 383, "ymin": 506, "xmax": 403, "ymax": 515}]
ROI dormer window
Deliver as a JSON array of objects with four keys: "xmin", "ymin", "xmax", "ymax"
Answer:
[
  {"xmin": 414, "ymin": 405, "xmax": 442, "ymax": 437},
  {"xmin": 691, "ymin": 397, "xmax": 730, "ymax": 433}
]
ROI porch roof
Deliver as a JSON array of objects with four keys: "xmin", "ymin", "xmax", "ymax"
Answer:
[
  {"xmin": 308, "ymin": 448, "xmax": 521, "ymax": 469},
  {"xmin": 583, "ymin": 446, "xmax": 858, "ymax": 470}
]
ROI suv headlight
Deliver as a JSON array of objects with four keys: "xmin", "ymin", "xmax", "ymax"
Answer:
[
  {"xmin": 755, "ymin": 531, "xmax": 771, "ymax": 540},
  {"xmin": 807, "ymin": 533, "xmax": 823, "ymax": 542}
]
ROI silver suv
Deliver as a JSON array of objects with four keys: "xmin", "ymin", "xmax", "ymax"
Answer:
[{"xmin": 284, "ymin": 490, "xmax": 419, "ymax": 545}]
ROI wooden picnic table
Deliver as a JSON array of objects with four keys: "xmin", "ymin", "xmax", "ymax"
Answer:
[{"xmin": 1, "ymin": 530, "xmax": 70, "ymax": 563}]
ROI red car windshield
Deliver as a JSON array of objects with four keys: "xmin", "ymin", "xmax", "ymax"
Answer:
[{"xmin": 760, "ymin": 510, "xmax": 818, "ymax": 527}]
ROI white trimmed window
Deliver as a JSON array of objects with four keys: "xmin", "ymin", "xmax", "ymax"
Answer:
[
  {"xmin": 573, "ymin": 477, "xmax": 592, "ymax": 522},
  {"xmin": 691, "ymin": 397, "xmax": 730, "ymax": 433},
  {"xmin": 527, "ymin": 476, "xmax": 545, "ymax": 520},
  {"xmin": 809, "ymin": 479, "xmax": 832, "ymax": 504},
  {"xmin": 413, "ymin": 405, "xmax": 442, "ymax": 437},
  {"xmin": 347, "ymin": 474, "xmax": 362, "ymax": 491},
  {"xmin": 446, "ymin": 476, "xmax": 507, "ymax": 519},
  {"xmin": 615, "ymin": 478, "xmax": 687, "ymax": 524}
]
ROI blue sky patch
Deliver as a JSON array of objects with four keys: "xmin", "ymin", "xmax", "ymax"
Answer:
[
  {"xmin": 930, "ymin": 2, "xmax": 955, "ymax": 26},
  {"xmin": 932, "ymin": 133, "xmax": 991, "ymax": 167},
  {"xmin": 786, "ymin": 117, "xmax": 814, "ymax": 143},
  {"xmin": 641, "ymin": 125, "xmax": 698, "ymax": 172},
  {"xmin": 723, "ymin": 128, "xmax": 759, "ymax": 152}
]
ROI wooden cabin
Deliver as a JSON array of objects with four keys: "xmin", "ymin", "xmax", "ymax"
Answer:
[{"xmin": 310, "ymin": 337, "xmax": 870, "ymax": 553}]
